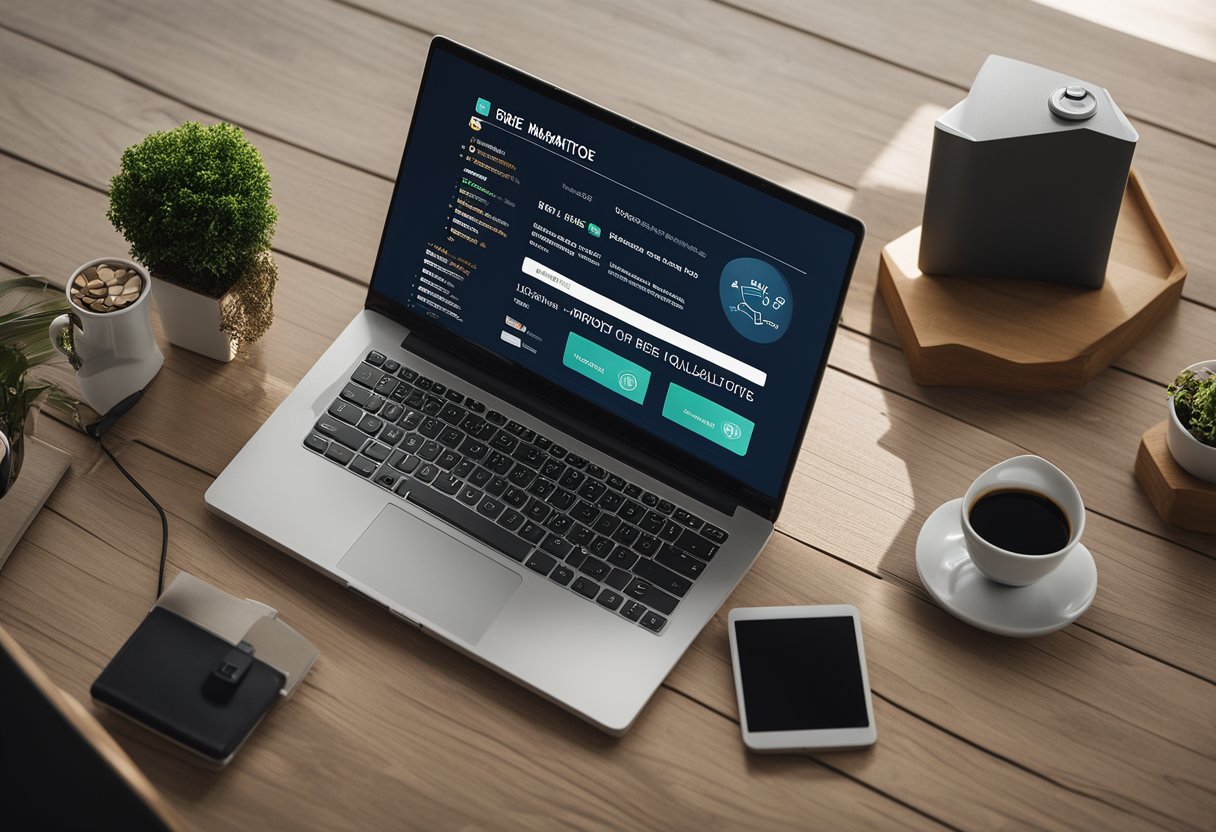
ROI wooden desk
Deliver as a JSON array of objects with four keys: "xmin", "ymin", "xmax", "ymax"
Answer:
[{"xmin": 1, "ymin": 1, "xmax": 1212, "ymax": 828}]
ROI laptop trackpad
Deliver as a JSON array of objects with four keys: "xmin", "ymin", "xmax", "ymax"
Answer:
[{"xmin": 338, "ymin": 505, "xmax": 522, "ymax": 646}]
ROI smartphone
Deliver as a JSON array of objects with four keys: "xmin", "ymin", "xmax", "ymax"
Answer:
[{"xmin": 728, "ymin": 604, "xmax": 877, "ymax": 752}]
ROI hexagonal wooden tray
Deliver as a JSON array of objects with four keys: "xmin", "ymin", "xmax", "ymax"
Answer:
[
  {"xmin": 879, "ymin": 169, "xmax": 1187, "ymax": 392},
  {"xmin": 1135, "ymin": 420, "xmax": 1216, "ymax": 533}
]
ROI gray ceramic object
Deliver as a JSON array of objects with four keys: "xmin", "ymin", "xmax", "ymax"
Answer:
[{"xmin": 919, "ymin": 55, "xmax": 1138, "ymax": 289}]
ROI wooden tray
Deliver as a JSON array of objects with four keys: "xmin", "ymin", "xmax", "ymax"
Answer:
[
  {"xmin": 1135, "ymin": 420, "xmax": 1216, "ymax": 533},
  {"xmin": 878, "ymin": 169, "xmax": 1187, "ymax": 392},
  {"xmin": 0, "ymin": 436, "xmax": 70, "ymax": 571}
]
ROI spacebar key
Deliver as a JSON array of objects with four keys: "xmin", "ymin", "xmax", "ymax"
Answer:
[{"xmin": 405, "ymin": 480, "xmax": 532, "ymax": 562}]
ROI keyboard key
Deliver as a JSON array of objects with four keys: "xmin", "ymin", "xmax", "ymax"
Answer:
[
  {"xmin": 598, "ymin": 491, "xmax": 625, "ymax": 512},
  {"xmin": 592, "ymin": 513, "xmax": 621, "ymax": 536},
  {"xmin": 675, "ymin": 529, "xmax": 719, "ymax": 561},
  {"xmin": 467, "ymin": 467, "xmax": 492, "ymax": 488},
  {"xmin": 391, "ymin": 453, "xmax": 419, "ymax": 475},
  {"xmin": 618, "ymin": 501, "xmax": 645, "ymax": 523},
  {"xmin": 485, "ymin": 476, "xmax": 508, "ymax": 497},
  {"xmin": 404, "ymin": 389, "xmax": 425, "ymax": 408},
  {"xmin": 365, "ymin": 443, "xmax": 391, "ymax": 462},
  {"xmin": 438, "ymin": 427, "xmax": 464, "ymax": 448},
  {"xmin": 491, "ymin": 431, "xmax": 518, "ymax": 453},
  {"xmin": 398, "ymin": 367, "xmax": 418, "ymax": 382},
  {"xmin": 545, "ymin": 514, "xmax": 573, "ymax": 537},
  {"xmin": 458, "ymin": 437, "xmax": 488, "ymax": 460},
  {"xmin": 701, "ymin": 524, "xmax": 729, "ymax": 545},
  {"xmin": 374, "ymin": 470, "xmax": 399, "ymax": 490},
  {"xmin": 596, "ymin": 588, "xmax": 624, "ymax": 610},
  {"xmin": 503, "ymin": 487, "xmax": 528, "ymax": 508},
  {"xmin": 585, "ymin": 463, "xmax": 606, "ymax": 480},
  {"xmin": 439, "ymin": 403, "xmax": 464, "ymax": 424},
  {"xmin": 578, "ymin": 480, "xmax": 607, "ymax": 502},
  {"xmin": 497, "ymin": 508, "xmax": 525, "ymax": 531},
  {"xmin": 567, "ymin": 524, "xmax": 594, "ymax": 546},
  {"xmin": 381, "ymin": 358, "xmax": 400, "ymax": 373},
  {"xmin": 549, "ymin": 444, "xmax": 568, "ymax": 458},
  {"xmin": 414, "ymin": 462, "xmax": 438, "ymax": 483},
  {"xmin": 623, "ymin": 578, "xmax": 678, "ymax": 615},
  {"xmin": 524, "ymin": 498, "xmax": 551, "ymax": 522},
  {"xmin": 564, "ymin": 548, "xmax": 587, "ymax": 569},
  {"xmin": 486, "ymin": 410, "xmax": 507, "ymax": 425},
  {"xmin": 638, "ymin": 511, "xmax": 665, "ymax": 534},
  {"xmin": 365, "ymin": 351, "xmax": 386, "ymax": 366},
  {"xmin": 606, "ymin": 474, "xmax": 626, "ymax": 491},
  {"xmin": 527, "ymin": 477, "xmax": 555, "ymax": 499},
  {"xmin": 303, "ymin": 433, "xmax": 328, "ymax": 454},
  {"xmin": 507, "ymin": 464, "xmax": 535, "ymax": 487},
  {"xmin": 316, "ymin": 417, "xmax": 368, "ymax": 451},
  {"xmin": 623, "ymin": 483, "xmax": 642, "ymax": 498},
  {"xmin": 621, "ymin": 600, "xmax": 645, "ymax": 622},
  {"xmin": 380, "ymin": 425, "xmax": 405, "ymax": 446},
  {"xmin": 512, "ymin": 444, "xmax": 546, "ymax": 468},
  {"xmin": 579, "ymin": 557, "xmax": 611, "ymax": 581},
  {"xmin": 477, "ymin": 495, "xmax": 505, "ymax": 519},
  {"xmin": 430, "ymin": 382, "xmax": 447, "ymax": 396},
  {"xmin": 417, "ymin": 440, "xmax": 441, "ymax": 461},
  {"xmin": 436, "ymin": 449, "xmax": 462, "ymax": 470},
  {"xmin": 414, "ymin": 376, "xmax": 433, "ymax": 391},
  {"xmin": 534, "ymin": 435, "xmax": 552, "ymax": 450},
  {"xmin": 566, "ymin": 453, "xmax": 587, "ymax": 469},
  {"xmin": 506, "ymin": 419, "xmax": 527, "ymax": 436},
  {"xmin": 401, "ymin": 434, "xmax": 424, "ymax": 455},
  {"xmin": 402, "ymin": 410, "xmax": 423, "ymax": 430},
  {"xmin": 556, "ymin": 471, "xmax": 586, "ymax": 491},
  {"xmin": 541, "ymin": 458, "xmax": 566, "ymax": 479},
  {"xmin": 673, "ymin": 508, "xmax": 704, "ymax": 530},
  {"xmin": 325, "ymin": 443, "xmax": 354, "ymax": 465},
  {"xmin": 465, "ymin": 399, "xmax": 486, "ymax": 413},
  {"xmin": 339, "ymin": 383, "xmax": 371, "ymax": 407},
  {"xmin": 525, "ymin": 551, "xmax": 556, "ymax": 576},
  {"xmin": 404, "ymin": 479, "xmax": 531, "ymax": 562},
  {"xmin": 549, "ymin": 564, "xmax": 575, "ymax": 586},
  {"xmin": 540, "ymin": 534, "xmax": 574, "ymax": 559},
  {"xmin": 546, "ymin": 488, "xmax": 576, "ymax": 511},
  {"xmin": 640, "ymin": 611, "xmax": 667, "ymax": 632},
  {"xmin": 659, "ymin": 519, "xmax": 683, "ymax": 542},
  {"xmin": 350, "ymin": 363, "xmax": 383, "ymax": 388},
  {"xmin": 389, "ymin": 386, "xmax": 408, "ymax": 403},
  {"xmin": 457, "ymin": 485, "xmax": 481, "ymax": 506},
  {"xmin": 571, "ymin": 500, "xmax": 599, "ymax": 524},
  {"xmin": 571, "ymin": 577, "xmax": 599, "ymax": 599},
  {"xmin": 633, "ymin": 558, "xmax": 692, "ymax": 597},
  {"xmin": 485, "ymin": 451, "xmax": 513, "ymax": 475},
  {"xmin": 419, "ymin": 417, "xmax": 443, "ymax": 438},
  {"xmin": 657, "ymin": 544, "xmax": 707, "ymax": 579},
  {"xmin": 607, "ymin": 546, "xmax": 638, "ymax": 570},
  {"xmin": 633, "ymin": 534, "xmax": 660, "ymax": 557},
  {"xmin": 453, "ymin": 459, "xmax": 477, "ymax": 479},
  {"xmin": 421, "ymin": 396, "xmax": 444, "ymax": 415},
  {"xmin": 518, "ymin": 521, "xmax": 546, "ymax": 544},
  {"xmin": 373, "ymin": 375, "xmax": 398, "ymax": 397},
  {"xmin": 588, "ymin": 536, "xmax": 614, "ymax": 558},
  {"xmin": 433, "ymin": 473, "xmax": 461, "ymax": 495},
  {"xmin": 328, "ymin": 400, "xmax": 362, "ymax": 425},
  {"xmin": 364, "ymin": 395, "xmax": 387, "ymax": 414},
  {"xmin": 656, "ymin": 499, "xmax": 675, "ymax": 515},
  {"xmin": 612, "ymin": 523, "xmax": 639, "ymax": 546},
  {"xmin": 605, "ymin": 567, "xmax": 632, "ymax": 591},
  {"xmin": 444, "ymin": 388, "xmax": 465, "ymax": 404},
  {"xmin": 357, "ymin": 414, "xmax": 384, "ymax": 435},
  {"xmin": 640, "ymin": 492, "xmax": 658, "ymax": 508}
]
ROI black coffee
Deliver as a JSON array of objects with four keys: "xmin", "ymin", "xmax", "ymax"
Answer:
[{"xmin": 969, "ymin": 489, "xmax": 1070, "ymax": 555}]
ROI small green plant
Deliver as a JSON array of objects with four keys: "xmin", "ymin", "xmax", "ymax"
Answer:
[
  {"xmin": 108, "ymin": 121, "xmax": 278, "ymax": 298},
  {"xmin": 0, "ymin": 277, "xmax": 81, "ymax": 483},
  {"xmin": 1168, "ymin": 368, "xmax": 1216, "ymax": 448}
]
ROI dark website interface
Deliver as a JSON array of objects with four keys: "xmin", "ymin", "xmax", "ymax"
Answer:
[{"xmin": 373, "ymin": 47, "xmax": 857, "ymax": 498}]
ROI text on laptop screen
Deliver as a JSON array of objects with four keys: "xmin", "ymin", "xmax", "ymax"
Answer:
[{"xmin": 371, "ymin": 46, "xmax": 857, "ymax": 499}]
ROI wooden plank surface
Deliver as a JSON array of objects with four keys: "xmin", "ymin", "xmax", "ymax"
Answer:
[{"xmin": 1, "ymin": 0, "xmax": 1213, "ymax": 829}]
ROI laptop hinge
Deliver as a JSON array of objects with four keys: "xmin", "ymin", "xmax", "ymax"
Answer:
[{"xmin": 401, "ymin": 330, "xmax": 741, "ymax": 517}]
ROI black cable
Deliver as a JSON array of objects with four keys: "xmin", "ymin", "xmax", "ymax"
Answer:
[{"xmin": 96, "ymin": 437, "xmax": 170, "ymax": 598}]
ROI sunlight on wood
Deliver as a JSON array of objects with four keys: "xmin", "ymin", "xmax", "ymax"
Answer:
[
  {"xmin": 1031, "ymin": 0, "xmax": 1216, "ymax": 61},
  {"xmin": 857, "ymin": 103, "xmax": 941, "ymax": 193}
]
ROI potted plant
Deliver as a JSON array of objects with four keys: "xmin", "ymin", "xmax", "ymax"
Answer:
[
  {"xmin": 107, "ymin": 121, "xmax": 279, "ymax": 362},
  {"xmin": 0, "ymin": 277, "xmax": 80, "ymax": 497},
  {"xmin": 1166, "ymin": 360, "xmax": 1216, "ymax": 483}
]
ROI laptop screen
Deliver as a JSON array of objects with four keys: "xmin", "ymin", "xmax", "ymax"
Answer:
[{"xmin": 369, "ymin": 40, "xmax": 861, "ymax": 504}]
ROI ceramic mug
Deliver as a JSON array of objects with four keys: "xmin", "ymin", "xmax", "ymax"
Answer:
[
  {"xmin": 50, "ymin": 257, "xmax": 164, "ymax": 416},
  {"xmin": 961, "ymin": 455, "xmax": 1085, "ymax": 586}
]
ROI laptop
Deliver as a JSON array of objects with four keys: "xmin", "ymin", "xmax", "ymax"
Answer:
[{"xmin": 206, "ymin": 37, "xmax": 863, "ymax": 734}]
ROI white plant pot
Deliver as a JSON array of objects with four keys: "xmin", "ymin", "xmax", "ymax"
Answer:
[
  {"xmin": 1166, "ymin": 359, "xmax": 1216, "ymax": 484},
  {"xmin": 153, "ymin": 278, "xmax": 238, "ymax": 362}
]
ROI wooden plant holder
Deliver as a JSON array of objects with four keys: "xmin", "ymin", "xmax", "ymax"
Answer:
[
  {"xmin": 878, "ymin": 169, "xmax": 1187, "ymax": 392},
  {"xmin": 1135, "ymin": 420, "xmax": 1216, "ymax": 533},
  {"xmin": 0, "ymin": 436, "xmax": 71, "ymax": 571}
]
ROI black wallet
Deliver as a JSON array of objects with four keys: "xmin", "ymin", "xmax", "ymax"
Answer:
[{"xmin": 92, "ymin": 607, "xmax": 286, "ymax": 765}]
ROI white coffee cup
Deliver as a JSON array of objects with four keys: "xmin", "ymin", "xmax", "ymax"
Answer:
[
  {"xmin": 50, "ymin": 257, "xmax": 164, "ymax": 416},
  {"xmin": 961, "ymin": 455, "xmax": 1085, "ymax": 586}
]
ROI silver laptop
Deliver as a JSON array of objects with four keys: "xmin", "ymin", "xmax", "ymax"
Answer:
[{"xmin": 206, "ymin": 37, "xmax": 863, "ymax": 733}]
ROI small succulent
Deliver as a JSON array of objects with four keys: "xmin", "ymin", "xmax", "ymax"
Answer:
[{"xmin": 1168, "ymin": 367, "xmax": 1216, "ymax": 448}]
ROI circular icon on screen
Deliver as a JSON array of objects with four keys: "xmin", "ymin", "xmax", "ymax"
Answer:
[
  {"xmin": 617, "ymin": 371, "xmax": 639, "ymax": 392},
  {"xmin": 719, "ymin": 257, "xmax": 792, "ymax": 343},
  {"xmin": 722, "ymin": 421, "xmax": 742, "ymax": 441}
]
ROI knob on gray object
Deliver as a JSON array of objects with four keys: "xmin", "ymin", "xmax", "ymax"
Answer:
[{"xmin": 918, "ymin": 55, "xmax": 1138, "ymax": 289}]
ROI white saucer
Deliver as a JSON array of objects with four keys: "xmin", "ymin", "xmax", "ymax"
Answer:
[{"xmin": 915, "ymin": 499, "xmax": 1098, "ymax": 637}]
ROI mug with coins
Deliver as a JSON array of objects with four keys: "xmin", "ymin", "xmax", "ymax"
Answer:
[{"xmin": 49, "ymin": 257, "xmax": 163, "ymax": 415}]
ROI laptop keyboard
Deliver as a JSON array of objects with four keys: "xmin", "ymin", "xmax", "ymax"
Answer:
[{"xmin": 301, "ymin": 351, "xmax": 730, "ymax": 635}]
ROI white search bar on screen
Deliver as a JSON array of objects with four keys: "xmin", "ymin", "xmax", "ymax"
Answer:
[{"xmin": 521, "ymin": 256, "xmax": 767, "ymax": 387}]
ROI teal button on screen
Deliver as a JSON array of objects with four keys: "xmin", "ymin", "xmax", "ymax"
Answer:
[
  {"xmin": 563, "ymin": 332, "xmax": 650, "ymax": 404},
  {"xmin": 662, "ymin": 383, "xmax": 754, "ymax": 455}
]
